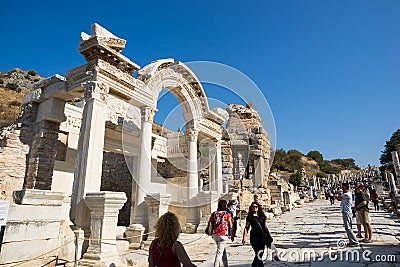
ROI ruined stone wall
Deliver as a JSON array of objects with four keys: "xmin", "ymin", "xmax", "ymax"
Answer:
[
  {"xmin": 221, "ymin": 138, "xmax": 233, "ymax": 189},
  {"xmin": 225, "ymin": 104, "xmax": 271, "ymax": 189},
  {"xmin": 0, "ymin": 103, "xmax": 38, "ymax": 201},
  {"xmin": 101, "ymin": 152, "xmax": 133, "ymax": 226},
  {"xmin": 157, "ymin": 159, "xmax": 187, "ymax": 178}
]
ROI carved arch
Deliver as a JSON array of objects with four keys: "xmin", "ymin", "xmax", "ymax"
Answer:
[{"xmin": 137, "ymin": 59, "xmax": 209, "ymax": 127}]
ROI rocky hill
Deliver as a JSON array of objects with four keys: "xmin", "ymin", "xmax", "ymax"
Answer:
[{"xmin": 0, "ymin": 68, "xmax": 44, "ymax": 127}]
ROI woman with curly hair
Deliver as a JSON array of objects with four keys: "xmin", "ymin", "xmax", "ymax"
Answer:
[{"xmin": 148, "ymin": 212, "xmax": 196, "ymax": 267}]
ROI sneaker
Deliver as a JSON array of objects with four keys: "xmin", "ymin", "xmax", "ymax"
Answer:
[
  {"xmin": 348, "ymin": 242, "xmax": 359, "ymax": 247},
  {"xmin": 356, "ymin": 234, "xmax": 363, "ymax": 238}
]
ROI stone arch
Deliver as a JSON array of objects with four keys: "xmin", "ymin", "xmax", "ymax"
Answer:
[{"xmin": 137, "ymin": 59, "xmax": 209, "ymax": 128}]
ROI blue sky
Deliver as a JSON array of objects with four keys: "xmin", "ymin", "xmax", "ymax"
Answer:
[{"xmin": 1, "ymin": 0, "xmax": 399, "ymax": 167}]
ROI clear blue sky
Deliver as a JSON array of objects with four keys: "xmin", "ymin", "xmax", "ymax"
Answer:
[{"xmin": 1, "ymin": 0, "xmax": 399, "ymax": 167}]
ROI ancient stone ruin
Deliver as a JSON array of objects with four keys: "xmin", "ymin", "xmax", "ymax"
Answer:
[{"xmin": 0, "ymin": 24, "xmax": 298, "ymax": 266}]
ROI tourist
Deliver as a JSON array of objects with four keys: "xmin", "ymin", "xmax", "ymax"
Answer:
[
  {"xmin": 227, "ymin": 200, "xmax": 238, "ymax": 239},
  {"xmin": 354, "ymin": 185, "xmax": 373, "ymax": 243},
  {"xmin": 335, "ymin": 182, "xmax": 359, "ymax": 247},
  {"xmin": 148, "ymin": 212, "xmax": 196, "ymax": 267},
  {"xmin": 209, "ymin": 199, "xmax": 234, "ymax": 267},
  {"xmin": 242, "ymin": 201, "xmax": 279, "ymax": 266},
  {"xmin": 371, "ymin": 189, "xmax": 379, "ymax": 211},
  {"xmin": 355, "ymin": 210, "xmax": 363, "ymax": 239},
  {"xmin": 329, "ymin": 188, "xmax": 335, "ymax": 205},
  {"xmin": 389, "ymin": 191, "xmax": 397, "ymax": 214}
]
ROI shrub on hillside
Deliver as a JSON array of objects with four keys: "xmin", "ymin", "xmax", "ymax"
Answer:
[
  {"xmin": 8, "ymin": 100, "xmax": 21, "ymax": 107},
  {"xmin": 6, "ymin": 83, "xmax": 19, "ymax": 91},
  {"xmin": 28, "ymin": 70, "xmax": 37, "ymax": 76}
]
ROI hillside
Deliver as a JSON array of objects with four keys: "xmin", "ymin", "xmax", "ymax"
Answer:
[
  {"xmin": 0, "ymin": 69, "xmax": 44, "ymax": 127},
  {"xmin": 271, "ymin": 148, "xmax": 360, "ymax": 181}
]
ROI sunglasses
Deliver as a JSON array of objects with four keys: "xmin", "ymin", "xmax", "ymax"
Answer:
[{"xmin": 252, "ymin": 206, "xmax": 258, "ymax": 208}]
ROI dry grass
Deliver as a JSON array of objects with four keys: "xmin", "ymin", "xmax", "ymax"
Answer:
[{"xmin": 0, "ymin": 87, "xmax": 27, "ymax": 128}]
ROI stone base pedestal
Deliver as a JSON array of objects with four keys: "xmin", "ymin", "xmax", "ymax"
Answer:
[
  {"xmin": 124, "ymin": 224, "xmax": 145, "ymax": 250},
  {"xmin": 145, "ymin": 193, "xmax": 171, "ymax": 241},
  {"xmin": 79, "ymin": 192, "xmax": 127, "ymax": 267}
]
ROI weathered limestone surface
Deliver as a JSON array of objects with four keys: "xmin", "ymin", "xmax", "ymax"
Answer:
[
  {"xmin": 0, "ymin": 103, "xmax": 38, "ymax": 201},
  {"xmin": 0, "ymin": 189, "xmax": 67, "ymax": 266}
]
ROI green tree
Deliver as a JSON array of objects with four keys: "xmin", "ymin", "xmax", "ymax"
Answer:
[
  {"xmin": 320, "ymin": 161, "xmax": 341, "ymax": 174},
  {"xmin": 380, "ymin": 129, "xmax": 400, "ymax": 172},
  {"xmin": 307, "ymin": 150, "xmax": 324, "ymax": 165},
  {"xmin": 271, "ymin": 148, "xmax": 289, "ymax": 171},
  {"xmin": 289, "ymin": 173, "xmax": 302, "ymax": 187},
  {"xmin": 331, "ymin": 158, "xmax": 358, "ymax": 169},
  {"xmin": 286, "ymin": 149, "xmax": 303, "ymax": 172},
  {"xmin": 28, "ymin": 70, "xmax": 37, "ymax": 76}
]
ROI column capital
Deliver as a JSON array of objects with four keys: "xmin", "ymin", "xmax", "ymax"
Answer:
[
  {"xmin": 83, "ymin": 81, "xmax": 109, "ymax": 102},
  {"xmin": 140, "ymin": 106, "xmax": 155, "ymax": 123},
  {"xmin": 186, "ymin": 129, "xmax": 198, "ymax": 142}
]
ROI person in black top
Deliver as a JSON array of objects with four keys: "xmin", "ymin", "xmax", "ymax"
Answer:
[{"xmin": 242, "ymin": 202, "xmax": 278, "ymax": 266}]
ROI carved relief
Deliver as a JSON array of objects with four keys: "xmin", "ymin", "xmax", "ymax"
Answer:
[
  {"xmin": 83, "ymin": 81, "xmax": 109, "ymax": 102},
  {"xmin": 140, "ymin": 106, "xmax": 155, "ymax": 123},
  {"xmin": 186, "ymin": 129, "xmax": 199, "ymax": 142}
]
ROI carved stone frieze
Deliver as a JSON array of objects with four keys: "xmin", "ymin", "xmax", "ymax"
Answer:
[
  {"xmin": 83, "ymin": 81, "xmax": 109, "ymax": 102},
  {"xmin": 140, "ymin": 106, "xmax": 155, "ymax": 123},
  {"xmin": 186, "ymin": 129, "xmax": 199, "ymax": 142},
  {"xmin": 63, "ymin": 114, "xmax": 82, "ymax": 131}
]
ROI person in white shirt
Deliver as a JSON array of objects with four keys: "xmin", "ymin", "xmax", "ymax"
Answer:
[{"xmin": 335, "ymin": 182, "xmax": 359, "ymax": 247}]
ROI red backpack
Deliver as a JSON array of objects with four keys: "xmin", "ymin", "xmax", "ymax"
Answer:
[{"xmin": 211, "ymin": 211, "xmax": 228, "ymax": 236}]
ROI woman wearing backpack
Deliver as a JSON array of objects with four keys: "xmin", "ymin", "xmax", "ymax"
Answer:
[
  {"xmin": 208, "ymin": 199, "xmax": 234, "ymax": 267},
  {"xmin": 148, "ymin": 212, "xmax": 197, "ymax": 267}
]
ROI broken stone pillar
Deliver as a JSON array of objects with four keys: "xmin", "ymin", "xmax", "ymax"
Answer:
[
  {"xmin": 397, "ymin": 145, "xmax": 400, "ymax": 188},
  {"xmin": 25, "ymin": 97, "xmax": 67, "ymax": 189},
  {"xmin": 388, "ymin": 173, "xmax": 398, "ymax": 197},
  {"xmin": 124, "ymin": 224, "xmax": 145, "ymax": 250},
  {"xmin": 391, "ymin": 150, "xmax": 400, "ymax": 180},
  {"xmin": 79, "ymin": 192, "xmax": 127, "ymax": 267}
]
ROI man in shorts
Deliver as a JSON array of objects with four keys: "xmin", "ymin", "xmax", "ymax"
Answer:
[{"xmin": 354, "ymin": 185, "xmax": 373, "ymax": 243}]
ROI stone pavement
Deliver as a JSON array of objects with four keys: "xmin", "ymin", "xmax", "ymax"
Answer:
[{"xmin": 124, "ymin": 199, "xmax": 400, "ymax": 266}]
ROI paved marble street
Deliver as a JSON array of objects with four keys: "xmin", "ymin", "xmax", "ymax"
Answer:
[{"xmin": 125, "ymin": 199, "xmax": 400, "ymax": 267}]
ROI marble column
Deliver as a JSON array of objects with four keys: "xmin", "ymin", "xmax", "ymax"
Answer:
[
  {"xmin": 389, "ymin": 173, "xmax": 398, "ymax": 197},
  {"xmin": 79, "ymin": 192, "xmax": 127, "ymax": 267},
  {"xmin": 186, "ymin": 129, "xmax": 199, "ymax": 224},
  {"xmin": 391, "ymin": 151, "xmax": 400, "ymax": 180},
  {"xmin": 209, "ymin": 153, "xmax": 216, "ymax": 191},
  {"xmin": 254, "ymin": 157, "xmax": 265, "ymax": 189},
  {"xmin": 397, "ymin": 145, "xmax": 400, "ymax": 188},
  {"xmin": 132, "ymin": 106, "xmax": 154, "ymax": 227},
  {"xmin": 70, "ymin": 81, "xmax": 109, "ymax": 228},
  {"xmin": 215, "ymin": 140, "xmax": 223, "ymax": 193}
]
